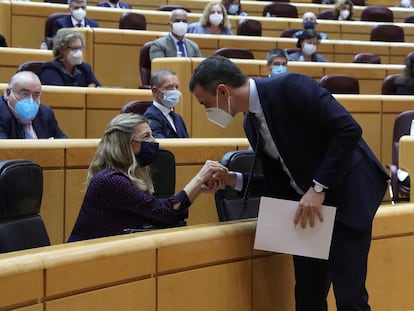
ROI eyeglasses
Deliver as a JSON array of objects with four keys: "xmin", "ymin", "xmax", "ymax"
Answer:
[
  {"xmin": 12, "ymin": 89, "xmax": 41, "ymax": 101},
  {"xmin": 73, "ymin": 6, "xmax": 86, "ymax": 9},
  {"xmin": 67, "ymin": 46, "xmax": 84, "ymax": 51}
]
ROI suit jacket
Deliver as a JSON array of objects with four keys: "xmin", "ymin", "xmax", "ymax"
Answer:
[
  {"xmin": 97, "ymin": 1, "xmax": 132, "ymax": 8},
  {"xmin": 144, "ymin": 104, "xmax": 189, "ymax": 138},
  {"xmin": 245, "ymin": 74, "xmax": 388, "ymax": 230},
  {"xmin": 52, "ymin": 15, "xmax": 99, "ymax": 37},
  {"xmin": 150, "ymin": 33, "xmax": 201, "ymax": 60},
  {"xmin": 0, "ymin": 96, "xmax": 67, "ymax": 139}
]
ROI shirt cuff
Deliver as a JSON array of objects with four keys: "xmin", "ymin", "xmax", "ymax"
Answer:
[
  {"xmin": 234, "ymin": 172, "xmax": 244, "ymax": 192},
  {"xmin": 312, "ymin": 179, "xmax": 328, "ymax": 190}
]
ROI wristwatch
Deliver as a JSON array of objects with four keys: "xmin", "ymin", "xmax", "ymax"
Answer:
[{"xmin": 313, "ymin": 183, "xmax": 325, "ymax": 193}]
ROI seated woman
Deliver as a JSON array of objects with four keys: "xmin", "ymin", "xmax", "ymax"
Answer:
[
  {"xmin": 221, "ymin": 0, "xmax": 247, "ymax": 16},
  {"xmin": 68, "ymin": 113, "xmax": 226, "ymax": 242},
  {"xmin": 40, "ymin": 29, "xmax": 101, "ymax": 87},
  {"xmin": 332, "ymin": 0, "xmax": 354, "ymax": 21},
  {"xmin": 395, "ymin": 52, "xmax": 414, "ymax": 94},
  {"xmin": 288, "ymin": 29, "xmax": 327, "ymax": 62},
  {"xmin": 188, "ymin": 2, "xmax": 233, "ymax": 35}
]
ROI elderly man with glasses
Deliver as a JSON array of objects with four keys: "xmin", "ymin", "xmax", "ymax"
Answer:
[{"xmin": 0, "ymin": 71, "xmax": 67, "ymax": 139}]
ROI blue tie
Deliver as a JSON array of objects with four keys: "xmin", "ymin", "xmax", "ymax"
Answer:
[{"xmin": 177, "ymin": 41, "xmax": 186, "ymax": 57}]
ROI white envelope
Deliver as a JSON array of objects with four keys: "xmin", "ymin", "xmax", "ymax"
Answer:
[{"xmin": 254, "ymin": 197, "xmax": 337, "ymax": 260}]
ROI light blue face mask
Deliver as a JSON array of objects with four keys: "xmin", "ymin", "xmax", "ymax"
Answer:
[
  {"xmin": 228, "ymin": 4, "xmax": 239, "ymax": 14},
  {"xmin": 13, "ymin": 98, "xmax": 39, "ymax": 121},
  {"xmin": 161, "ymin": 90, "xmax": 180, "ymax": 108},
  {"xmin": 271, "ymin": 65, "xmax": 287, "ymax": 76}
]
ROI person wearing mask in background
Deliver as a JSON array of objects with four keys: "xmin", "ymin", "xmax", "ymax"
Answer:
[
  {"xmin": 333, "ymin": 0, "xmax": 354, "ymax": 21},
  {"xmin": 266, "ymin": 48, "xmax": 288, "ymax": 77},
  {"xmin": 289, "ymin": 29, "xmax": 327, "ymax": 62},
  {"xmin": 40, "ymin": 29, "xmax": 101, "ymax": 87},
  {"xmin": 150, "ymin": 9, "xmax": 202, "ymax": 60},
  {"xmin": 188, "ymin": 2, "xmax": 233, "ymax": 35},
  {"xmin": 0, "ymin": 71, "xmax": 67, "ymax": 139},
  {"xmin": 144, "ymin": 69, "xmax": 189, "ymax": 138},
  {"xmin": 293, "ymin": 12, "xmax": 329, "ymax": 40},
  {"xmin": 222, "ymin": 0, "xmax": 247, "ymax": 16},
  {"xmin": 396, "ymin": 0, "xmax": 414, "ymax": 8},
  {"xmin": 97, "ymin": 0, "xmax": 131, "ymax": 8},
  {"xmin": 68, "ymin": 113, "xmax": 227, "ymax": 241},
  {"xmin": 51, "ymin": 0, "xmax": 99, "ymax": 37}
]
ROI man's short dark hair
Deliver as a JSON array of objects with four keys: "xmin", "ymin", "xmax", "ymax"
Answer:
[
  {"xmin": 189, "ymin": 56, "xmax": 248, "ymax": 95},
  {"xmin": 296, "ymin": 29, "xmax": 321, "ymax": 48},
  {"xmin": 267, "ymin": 48, "xmax": 288, "ymax": 65}
]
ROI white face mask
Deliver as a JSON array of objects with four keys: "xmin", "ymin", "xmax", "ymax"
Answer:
[
  {"xmin": 172, "ymin": 22, "xmax": 188, "ymax": 36},
  {"xmin": 72, "ymin": 8, "xmax": 86, "ymax": 21},
  {"xmin": 68, "ymin": 49, "xmax": 83, "ymax": 65},
  {"xmin": 339, "ymin": 9, "xmax": 350, "ymax": 20},
  {"xmin": 228, "ymin": 4, "xmax": 239, "ymax": 15},
  {"xmin": 206, "ymin": 90, "xmax": 233, "ymax": 128},
  {"xmin": 401, "ymin": 0, "xmax": 411, "ymax": 7},
  {"xmin": 302, "ymin": 43, "xmax": 316, "ymax": 56},
  {"xmin": 209, "ymin": 13, "xmax": 223, "ymax": 26}
]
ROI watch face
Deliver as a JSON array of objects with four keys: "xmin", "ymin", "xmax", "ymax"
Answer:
[{"xmin": 314, "ymin": 184, "xmax": 323, "ymax": 193}]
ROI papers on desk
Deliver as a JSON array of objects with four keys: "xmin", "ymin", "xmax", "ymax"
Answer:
[{"xmin": 254, "ymin": 197, "xmax": 337, "ymax": 260}]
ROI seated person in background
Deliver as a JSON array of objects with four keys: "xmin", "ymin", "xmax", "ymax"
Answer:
[
  {"xmin": 293, "ymin": 12, "xmax": 329, "ymax": 40},
  {"xmin": 97, "ymin": 0, "xmax": 131, "ymax": 8},
  {"xmin": 222, "ymin": 0, "xmax": 247, "ymax": 16},
  {"xmin": 0, "ymin": 71, "xmax": 67, "ymax": 139},
  {"xmin": 396, "ymin": 0, "xmax": 414, "ymax": 8},
  {"xmin": 144, "ymin": 69, "xmax": 189, "ymax": 138},
  {"xmin": 52, "ymin": 0, "xmax": 99, "ymax": 37},
  {"xmin": 266, "ymin": 48, "xmax": 288, "ymax": 77},
  {"xmin": 289, "ymin": 29, "xmax": 327, "ymax": 62},
  {"xmin": 332, "ymin": 0, "xmax": 354, "ymax": 21},
  {"xmin": 67, "ymin": 113, "xmax": 226, "ymax": 242},
  {"xmin": 150, "ymin": 9, "xmax": 202, "ymax": 60},
  {"xmin": 395, "ymin": 52, "xmax": 414, "ymax": 94},
  {"xmin": 40, "ymin": 29, "xmax": 101, "ymax": 87},
  {"xmin": 0, "ymin": 34, "xmax": 7, "ymax": 47},
  {"xmin": 188, "ymin": 2, "xmax": 233, "ymax": 35}
]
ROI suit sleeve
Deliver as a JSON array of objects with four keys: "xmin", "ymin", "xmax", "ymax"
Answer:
[{"xmin": 150, "ymin": 41, "xmax": 167, "ymax": 60}]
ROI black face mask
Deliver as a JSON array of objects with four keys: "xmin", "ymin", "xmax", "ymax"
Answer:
[{"xmin": 135, "ymin": 141, "xmax": 160, "ymax": 167}]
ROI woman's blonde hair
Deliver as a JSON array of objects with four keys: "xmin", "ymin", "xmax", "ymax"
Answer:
[
  {"xmin": 87, "ymin": 113, "xmax": 154, "ymax": 193},
  {"xmin": 199, "ymin": 2, "xmax": 231, "ymax": 29}
]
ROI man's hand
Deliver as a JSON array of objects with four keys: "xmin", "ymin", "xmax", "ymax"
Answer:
[{"xmin": 294, "ymin": 187, "xmax": 325, "ymax": 228}]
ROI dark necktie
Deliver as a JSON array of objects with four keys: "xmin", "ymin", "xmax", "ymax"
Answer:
[
  {"xmin": 177, "ymin": 41, "xmax": 186, "ymax": 57},
  {"xmin": 76, "ymin": 23, "xmax": 82, "ymax": 27},
  {"xmin": 241, "ymin": 112, "xmax": 261, "ymax": 211},
  {"xmin": 170, "ymin": 111, "xmax": 188, "ymax": 138}
]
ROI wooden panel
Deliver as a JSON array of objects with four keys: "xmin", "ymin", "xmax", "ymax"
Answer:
[{"xmin": 399, "ymin": 136, "xmax": 414, "ymax": 200}]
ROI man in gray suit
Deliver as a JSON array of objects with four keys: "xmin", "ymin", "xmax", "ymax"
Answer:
[{"xmin": 150, "ymin": 9, "xmax": 202, "ymax": 60}]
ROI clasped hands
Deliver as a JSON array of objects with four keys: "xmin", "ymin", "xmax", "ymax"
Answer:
[{"xmin": 197, "ymin": 160, "xmax": 229, "ymax": 193}]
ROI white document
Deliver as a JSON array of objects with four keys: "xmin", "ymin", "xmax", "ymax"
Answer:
[{"xmin": 254, "ymin": 197, "xmax": 337, "ymax": 260}]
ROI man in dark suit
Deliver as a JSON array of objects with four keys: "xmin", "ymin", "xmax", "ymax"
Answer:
[
  {"xmin": 96, "ymin": 0, "xmax": 131, "ymax": 9},
  {"xmin": 150, "ymin": 9, "xmax": 201, "ymax": 60},
  {"xmin": 189, "ymin": 56, "xmax": 389, "ymax": 311},
  {"xmin": 144, "ymin": 69, "xmax": 189, "ymax": 138},
  {"xmin": 52, "ymin": 0, "xmax": 99, "ymax": 37},
  {"xmin": 0, "ymin": 71, "xmax": 67, "ymax": 139}
]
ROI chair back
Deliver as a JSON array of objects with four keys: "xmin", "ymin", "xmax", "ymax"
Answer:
[
  {"xmin": 370, "ymin": 24, "xmax": 404, "ymax": 42},
  {"xmin": 214, "ymin": 48, "xmax": 254, "ymax": 59},
  {"xmin": 404, "ymin": 14, "xmax": 414, "ymax": 23},
  {"xmin": 280, "ymin": 28, "xmax": 301, "ymax": 37},
  {"xmin": 0, "ymin": 160, "xmax": 50, "ymax": 253},
  {"xmin": 237, "ymin": 19, "xmax": 262, "ymax": 36},
  {"xmin": 317, "ymin": 10, "xmax": 335, "ymax": 19},
  {"xmin": 262, "ymin": 2, "xmax": 298, "ymax": 18},
  {"xmin": 360, "ymin": 6, "xmax": 393, "ymax": 22},
  {"xmin": 391, "ymin": 110, "xmax": 414, "ymax": 166},
  {"xmin": 120, "ymin": 101, "xmax": 153, "ymax": 115},
  {"xmin": 353, "ymin": 52, "xmax": 381, "ymax": 64},
  {"xmin": 139, "ymin": 41, "xmax": 152, "ymax": 89},
  {"xmin": 352, "ymin": 0, "xmax": 366, "ymax": 5},
  {"xmin": 150, "ymin": 148, "xmax": 176, "ymax": 199},
  {"xmin": 381, "ymin": 73, "xmax": 400, "ymax": 95},
  {"xmin": 157, "ymin": 5, "xmax": 191, "ymax": 12},
  {"xmin": 45, "ymin": 13, "xmax": 70, "ymax": 38},
  {"xmin": 16, "ymin": 61, "xmax": 45, "ymax": 77},
  {"xmin": 215, "ymin": 150, "xmax": 262, "ymax": 221},
  {"xmin": 119, "ymin": 12, "xmax": 147, "ymax": 30},
  {"xmin": 319, "ymin": 74, "xmax": 360, "ymax": 94}
]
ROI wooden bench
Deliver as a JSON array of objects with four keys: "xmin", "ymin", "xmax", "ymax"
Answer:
[{"xmin": 0, "ymin": 202, "xmax": 413, "ymax": 311}]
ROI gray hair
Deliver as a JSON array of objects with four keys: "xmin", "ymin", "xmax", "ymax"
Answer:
[
  {"xmin": 150, "ymin": 69, "xmax": 177, "ymax": 88},
  {"xmin": 68, "ymin": 0, "xmax": 86, "ymax": 8},
  {"xmin": 53, "ymin": 28, "xmax": 85, "ymax": 60},
  {"xmin": 267, "ymin": 48, "xmax": 288, "ymax": 65}
]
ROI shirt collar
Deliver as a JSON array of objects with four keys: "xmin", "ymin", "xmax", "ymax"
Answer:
[
  {"xmin": 248, "ymin": 78, "xmax": 263, "ymax": 115},
  {"xmin": 153, "ymin": 101, "xmax": 172, "ymax": 117},
  {"xmin": 71, "ymin": 16, "xmax": 84, "ymax": 26}
]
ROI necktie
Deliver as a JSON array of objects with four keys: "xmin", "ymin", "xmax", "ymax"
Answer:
[
  {"xmin": 170, "ymin": 111, "xmax": 188, "ymax": 138},
  {"xmin": 241, "ymin": 112, "xmax": 261, "ymax": 212},
  {"xmin": 23, "ymin": 123, "xmax": 38, "ymax": 139},
  {"xmin": 76, "ymin": 23, "xmax": 82, "ymax": 27},
  {"xmin": 177, "ymin": 41, "xmax": 186, "ymax": 57}
]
